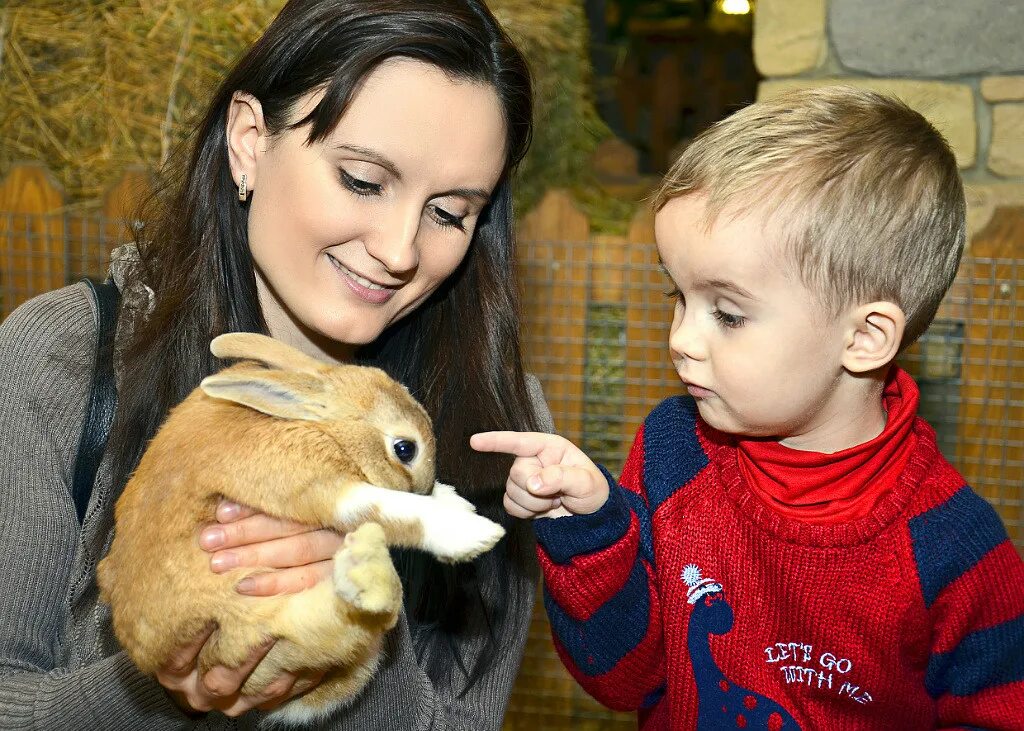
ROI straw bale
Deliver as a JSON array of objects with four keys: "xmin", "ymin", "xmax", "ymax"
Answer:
[{"xmin": 0, "ymin": 0, "xmax": 607, "ymax": 214}]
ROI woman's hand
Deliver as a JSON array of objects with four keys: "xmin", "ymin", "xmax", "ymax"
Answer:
[
  {"xmin": 157, "ymin": 624, "xmax": 325, "ymax": 716},
  {"xmin": 199, "ymin": 500, "xmax": 345, "ymax": 596},
  {"xmin": 158, "ymin": 500, "xmax": 342, "ymax": 716}
]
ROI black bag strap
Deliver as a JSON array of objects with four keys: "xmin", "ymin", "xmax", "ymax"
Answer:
[{"xmin": 71, "ymin": 278, "xmax": 121, "ymax": 525}]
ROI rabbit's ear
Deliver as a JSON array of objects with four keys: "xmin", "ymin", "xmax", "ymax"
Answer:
[
  {"xmin": 210, "ymin": 333, "xmax": 326, "ymax": 374},
  {"xmin": 200, "ymin": 370, "xmax": 329, "ymax": 421}
]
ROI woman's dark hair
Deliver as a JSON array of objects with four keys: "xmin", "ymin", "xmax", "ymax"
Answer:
[{"xmin": 109, "ymin": 0, "xmax": 537, "ymax": 690}]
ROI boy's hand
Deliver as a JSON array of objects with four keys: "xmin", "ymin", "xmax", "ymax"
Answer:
[{"xmin": 470, "ymin": 432, "xmax": 609, "ymax": 519}]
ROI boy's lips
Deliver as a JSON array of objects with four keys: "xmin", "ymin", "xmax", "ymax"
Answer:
[{"xmin": 681, "ymin": 381, "xmax": 714, "ymax": 398}]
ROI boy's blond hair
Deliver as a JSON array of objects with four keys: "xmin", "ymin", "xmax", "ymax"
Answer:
[{"xmin": 655, "ymin": 85, "xmax": 966, "ymax": 350}]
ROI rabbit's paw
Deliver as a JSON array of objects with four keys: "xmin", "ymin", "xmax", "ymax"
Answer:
[
  {"xmin": 423, "ymin": 509, "xmax": 506, "ymax": 563},
  {"xmin": 430, "ymin": 482, "xmax": 477, "ymax": 513},
  {"xmin": 333, "ymin": 523, "xmax": 401, "ymax": 616}
]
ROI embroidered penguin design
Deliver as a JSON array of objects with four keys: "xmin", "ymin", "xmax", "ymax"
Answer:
[{"xmin": 682, "ymin": 564, "xmax": 800, "ymax": 730}]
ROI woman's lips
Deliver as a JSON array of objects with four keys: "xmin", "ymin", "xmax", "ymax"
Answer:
[{"xmin": 327, "ymin": 254, "xmax": 397, "ymax": 305}]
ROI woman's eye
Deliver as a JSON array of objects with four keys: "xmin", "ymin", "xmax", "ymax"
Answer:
[
  {"xmin": 712, "ymin": 309, "xmax": 746, "ymax": 329},
  {"xmin": 340, "ymin": 169, "xmax": 383, "ymax": 196},
  {"xmin": 428, "ymin": 204, "xmax": 466, "ymax": 231}
]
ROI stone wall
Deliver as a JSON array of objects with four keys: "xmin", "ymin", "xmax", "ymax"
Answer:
[{"xmin": 753, "ymin": 0, "xmax": 1024, "ymax": 237}]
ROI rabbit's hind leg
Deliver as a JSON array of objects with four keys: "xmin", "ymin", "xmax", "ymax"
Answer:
[
  {"xmin": 260, "ymin": 644, "xmax": 382, "ymax": 727},
  {"xmin": 333, "ymin": 522, "xmax": 402, "ymax": 625},
  {"xmin": 196, "ymin": 620, "xmax": 274, "ymax": 688},
  {"xmin": 252, "ymin": 557, "xmax": 393, "ymax": 697}
]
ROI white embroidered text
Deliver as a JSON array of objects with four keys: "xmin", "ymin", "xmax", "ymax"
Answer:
[{"xmin": 764, "ymin": 641, "xmax": 873, "ymax": 705}]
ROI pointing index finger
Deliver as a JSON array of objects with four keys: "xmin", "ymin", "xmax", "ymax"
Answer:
[{"xmin": 470, "ymin": 431, "xmax": 557, "ymax": 458}]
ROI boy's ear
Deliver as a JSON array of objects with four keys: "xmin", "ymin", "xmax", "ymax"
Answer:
[
  {"xmin": 842, "ymin": 301, "xmax": 906, "ymax": 374},
  {"xmin": 226, "ymin": 91, "xmax": 267, "ymax": 193}
]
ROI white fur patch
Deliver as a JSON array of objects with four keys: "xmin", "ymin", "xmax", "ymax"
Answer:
[
  {"xmin": 336, "ymin": 483, "xmax": 505, "ymax": 562},
  {"xmin": 262, "ymin": 689, "xmax": 355, "ymax": 727}
]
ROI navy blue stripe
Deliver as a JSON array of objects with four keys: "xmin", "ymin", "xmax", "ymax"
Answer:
[
  {"xmin": 925, "ymin": 613, "xmax": 1024, "ymax": 697},
  {"xmin": 909, "ymin": 485, "xmax": 1008, "ymax": 608},
  {"xmin": 534, "ymin": 469, "xmax": 633, "ymax": 564},
  {"xmin": 544, "ymin": 560, "xmax": 652, "ymax": 676},
  {"xmin": 642, "ymin": 684, "xmax": 666, "ymax": 709},
  {"xmin": 622, "ymin": 488, "xmax": 656, "ymax": 567},
  {"xmin": 642, "ymin": 397, "xmax": 708, "ymax": 513}
]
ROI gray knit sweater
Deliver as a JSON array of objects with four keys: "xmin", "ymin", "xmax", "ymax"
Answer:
[{"xmin": 0, "ymin": 280, "xmax": 551, "ymax": 731}]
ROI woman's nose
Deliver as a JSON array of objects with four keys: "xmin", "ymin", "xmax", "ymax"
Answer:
[{"xmin": 364, "ymin": 203, "xmax": 421, "ymax": 275}]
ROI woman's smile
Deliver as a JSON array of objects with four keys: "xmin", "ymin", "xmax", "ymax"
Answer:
[{"xmin": 326, "ymin": 253, "xmax": 398, "ymax": 305}]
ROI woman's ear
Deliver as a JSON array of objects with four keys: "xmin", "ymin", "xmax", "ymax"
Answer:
[
  {"xmin": 842, "ymin": 301, "xmax": 906, "ymax": 374},
  {"xmin": 226, "ymin": 92, "xmax": 266, "ymax": 194}
]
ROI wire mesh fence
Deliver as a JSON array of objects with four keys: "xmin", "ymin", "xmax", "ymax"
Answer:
[
  {"xmin": 1, "ymin": 182, "xmax": 1022, "ymax": 731},
  {"xmin": 0, "ymin": 212, "xmax": 122, "ymax": 316}
]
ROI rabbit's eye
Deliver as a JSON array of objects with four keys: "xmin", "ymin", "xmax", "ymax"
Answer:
[{"xmin": 392, "ymin": 439, "xmax": 417, "ymax": 465}]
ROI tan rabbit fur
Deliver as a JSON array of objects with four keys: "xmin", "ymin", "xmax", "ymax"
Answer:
[{"xmin": 96, "ymin": 332, "xmax": 506, "ymax": 726}]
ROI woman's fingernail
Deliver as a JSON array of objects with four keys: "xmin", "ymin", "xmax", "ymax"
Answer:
[
  {"xmin": 217, "ymin": 501, "xmax": 241, "ymax": 521},
  {"xmin": 236, "ymin": 577, "xmax": 256, "ymax": 594},
  {"xmin": 199, "ymin": 527, "xmax": 225, "ymax": 550},
  {"xmin": 527, "ymin": 475, "xmax": 543, "ymax": 492},
  {"xmin": 211, "ymin": 553, "xmax": 238, "ymax": 572}
]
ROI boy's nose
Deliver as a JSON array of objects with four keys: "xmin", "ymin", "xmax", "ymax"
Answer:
[{"xmin": 669, "ymin": 313, "xmax": 707, "ymax": 362}]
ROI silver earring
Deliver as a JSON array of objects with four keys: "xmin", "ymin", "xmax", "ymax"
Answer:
[{"xmin": 238, "ymin": 173, "xmax": 248, "ymax": 201}]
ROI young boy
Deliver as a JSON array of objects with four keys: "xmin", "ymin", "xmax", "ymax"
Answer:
[{"xmin": 472, "ymin": 86, "xmax": 1024, "ymax": 729}]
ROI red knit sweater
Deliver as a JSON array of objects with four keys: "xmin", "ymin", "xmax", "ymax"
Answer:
[{"xmin": 534, "ymin": 380, "xmax": 1024, "ymax": 730}]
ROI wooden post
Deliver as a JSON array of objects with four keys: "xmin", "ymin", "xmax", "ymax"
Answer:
[
  {"xmin": 103, "ymin": 166, "xmax": 152, "ymax": 221},
  {"xmin": 622, "ymin": 205, "xmax": 679, "ymax": 447},
  {"xmin": 958, "ymin": 206, "xmax": 1024, "ymax": 537},
  {"xmin": 0, "ymin": 163, "xmax": 66, "ymax": 317},
  {"xmin": 615, "ymin": 53, "xmax": 642, "ymax": 140},
  {"xmin": 592, "ymin": 137, "xmax": 639, "ymax": 181},
  {"xmin": 651, "ymin": 53, "xmax": 683, "ymax": 172},
  {"xmin": 518, "ymin": 189, "xmax": 590, "ymax": 444},
  {"xmin": 99, "ymin": 167, "xmax": 152, "ymax": 275}
]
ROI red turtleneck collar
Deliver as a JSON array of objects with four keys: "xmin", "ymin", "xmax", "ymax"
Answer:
[{"xmin": 736, "ymin": 368, "xmax": 919, "ymax": 525}]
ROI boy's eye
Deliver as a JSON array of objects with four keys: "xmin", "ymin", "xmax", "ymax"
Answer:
[
  {"xmin": 428, "ymin": 204, "xmax": 466, "ymax": 232},
  {"xmin": 340, "ymin": 169, "xmax": 383, "ymax": 196},
  {"xmin": 712, "ymin": 309, "xmax": 746, "ymax": 329},
  {"xmin": 664, "ymin": 287, "xmax": 684, "ymax": 306}
]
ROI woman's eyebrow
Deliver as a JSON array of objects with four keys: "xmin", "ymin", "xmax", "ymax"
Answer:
[
  {"xmin": 437, "ymin": 187, "xmax": 491, "ymax": 203},
  {"xmin": 333, "ymin": 144, "xmax": 401, "ymax": 179},
  {"xmin": 333, "ymin": 144, "xmax": 490, "ymax": 203}
]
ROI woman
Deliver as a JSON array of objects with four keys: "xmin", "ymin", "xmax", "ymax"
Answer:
[{"xmin": 0, "ymin": 0, "xmax": 549, "ymax": 728}]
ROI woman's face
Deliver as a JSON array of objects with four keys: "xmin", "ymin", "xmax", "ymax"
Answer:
[{"xmin": 236, "ymin": 58, "xmax": 508, "ymax": 361}]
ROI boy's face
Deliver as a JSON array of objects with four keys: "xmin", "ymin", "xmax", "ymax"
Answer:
[{"xmin": 655, "ymin": 194, "xmax": 852, "ymax": 445}]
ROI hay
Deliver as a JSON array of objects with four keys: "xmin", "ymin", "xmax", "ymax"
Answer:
[{"xmin": 0, "ymin": 0, "xmax": 609, "ymax": 215}]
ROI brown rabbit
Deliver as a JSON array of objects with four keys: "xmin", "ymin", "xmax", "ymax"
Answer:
[{"xmin": 96, "ymin": 332, "xmax": 505, "ymax": 726}]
